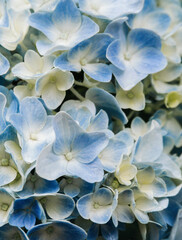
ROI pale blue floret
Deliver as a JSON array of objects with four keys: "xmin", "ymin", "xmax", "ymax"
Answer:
[
  {"xmin": 27, "ymin": 221, "xmax": 87, "ymax": 240},
  {"xmin": 60, "ymin": 99, "xmax": 96, "ymax": 130},
  {"xmin": 29, "ymin": 0, "xmax": 99, "ymax": 55},
  {"xmin": 54, "ymin": 34, "xmax": 113, "ymax": 82},
  {"xmin": 78, "ymin": 0, "xmax": 144, "ymax": 20},
  {"xmin": 106, "ymin": 20, "xmax": 167, "ymax": 90},
  {"xmin": 36, "ymin": 111, "xmax": 109, "ymax": 183},
  {"xmin": 77, "ymin": 187, "xmax": 117, "ymax": 224},
  {"xmin": 127, "ymin": 0, "xmax": 171, "ymax": 37},
  {"xmin": 60, "ymin": 177, "xmax": 94, "ymax": 198},
  {"xmin": 38, "ymin": 193, "xmax": 75, "ymax": 221},
  {"xmin": 98, "ymin": 134, "xmax": 128, "ymax": 173},
  {"xmin": 9, "ymin": 97, "xmax": 55, "ymax": 163},
  {"xmin": 112, "ymin": 189, "xmax": 135, "ymax": 226},
  {"xmin": 0, "ymin": 224, "xmax": 28, "ymax": 240},
  {"xmin": 60, "ymin": 99, "xmax": 113, "ymax": 136},
  {"xmin": 17, "ymin": 173, "xmax": 59, "ymax": 197},
  {"xmin": 86, "ymin": 87, "xmax": 127, "ymax": 124}
]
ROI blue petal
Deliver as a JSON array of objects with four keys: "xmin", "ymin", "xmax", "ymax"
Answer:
[
  {"xmin": 53, "ymin": 112, "xmax": 83, "ymax": 155},
  {"xmin": 127, "ymin": 29, "xmax": 162, "ymax": 55},
  {"xmin": 24, "ymin": 213, "xmax": 36, "ymax": 230},
  {"xmin": 78, "ymin": 0, "xmax": 144, "ymax": 20},
  {"xmin": 111, "ymin": 63, "xmax": 147, "ymax": 90},
  {"xmin": 105, "ymin": 18, "xmax": 127, "ymax": 40},
  {"xmin": 134, "ymin": 128, "xmax": 163, "ymax": 163},
  {"xmin": 101, "ymin": 221, "xmax": 118, "ymax": 240},
  {"xmin": 0, "ymin": 93, "xmax": 6, "ymax": 132},
  {"xmin": 20, "ymin": 97, "xmax": 47, "ymax": 133},
  {"xmin": 72, "ymin": 132, "xmax": 109, "ymax": 164},
  {"xmin": 54, "ymin": 52, "xmax": 81, "ymax": 72},
  {"xmin": 88, "ymin": 110, "xmax": 109, "ymax": 132},
  {"xmin": 106, "ymin": 39, "xmax": 126, "ymax": 70},
  {"xmin": 67, "ymin": 157, "xmax": 104, "ymax": 183},
  {"xmin": 9, "ymin": 210, "xmax": 26, "ymax": 228},
  {"xmin": 99, "ymin": 138, "xmax": 125, "ymax": 172},
  {"xmin": 65, "ymin": 15, "xmax": 99, "ymax": 46},
  {"xmin": 83, "ymin": 63, "xmax": 112, "ymax": 82},
  {"xmin": 0, "ymin": 53, "xmax": 10, "ymax": 75},
  {"xmin": 131, "ymin": 47, "xmax": 167, "ymax": 74},
  {"xmin": 87, "ymin": 223, "xmax": 99, "ymax": 240},
  {"xmin": 27, "ymin": 221, "xmax": 87, "ymax": 240},
  {"xmin": 29, "ymin": 12, "xmax": 59, "ymax": 42},
  {"xmin": 36, "ymin": 144, "xmax": 68, "ymax": 180},
  {"xmin": 35, "ymin": 178, "xmax": 59, "ymax": 195},
  {"xmin": 76, "ymin": 193, "xmax": 93, "ymax": 219},
  {"xmin": 86, "ymin": 87, "xmax": 127, "ymax": 123},
  {"xmin": 52, "ymin": 0, "xmax": 81, "ymax": 33}
]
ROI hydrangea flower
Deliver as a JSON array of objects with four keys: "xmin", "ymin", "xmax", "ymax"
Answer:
[
  {"xmin": 17, "ymin": 173, "xmax": 59, "ymax": 197},
  {"xmin": 27, "ymin": 221, "xmax": 87, "ymax": 240},
  {"xmin": 0, "ymin": 0, "xmax": 181, "ymax": 238},
  {"xmin": 9, "ymin": 197, "xmax": 43, "ymax": 230},
  {"xmin": 77, "ymin": 187, "xmax": 117, "ymax": 224},
  {"xmin": 35, "ymin": 68, "xmax": 74, "ymax": 109},
  {"xmin": 127, "ymin": 0, "xmax": 171, "ymax": 37},
  {"xmin": 29, "ymin": 0, "xmax": 99, "ymax": 55},
  {"xmin": 54, "ymin": 34, "xmax": 113, "ymax": 82},
  {"xmin": 36, "ymin": 111, "xmax": 109, "ymax": 183},
  {"xmin": 106, "ymin": 20, "xmax": 167, "ymax": 90},
  {"xmin": 116, "ymin": 82, "xmax": 145, "ymax": 111},
  {"xmin": 60, "ymin": 177, "xmax": 94, "ymax": 198},
  {"xmin": 77, "ymin": 0, "xmax": 144, "ymax": 20},
  {"xmin": 38, "ymin": 193, "xmax": 75, "ymax": 220},
  {"xmin": 12, "ymin": 50, "xmax": 55, "ymax": 80},
  {"xmin": 9, "ymin": 97, "xmax": 55, "ymax": 163},
  {"xmin": 0, "ymin": 9, "xmax": 30, "ymax": 51}
]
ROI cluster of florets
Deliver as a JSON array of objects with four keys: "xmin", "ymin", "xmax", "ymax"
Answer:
[{"xmin": 0, "ymin": 0, "xmax": 182, "ymax": 239}]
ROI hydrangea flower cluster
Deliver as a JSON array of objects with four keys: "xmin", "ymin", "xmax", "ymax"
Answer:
[{"xmin": 0, "ymin": 0, "xmax": 182, "ymax": 239}]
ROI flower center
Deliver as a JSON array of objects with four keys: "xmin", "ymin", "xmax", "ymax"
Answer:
[
  {"xmin": 27, "ymin": 83, "xmax": 33, "ymax": 90},
  {"xmin": 30, "ymin": 133, "xmax": 38, "ymax": 141},
  {"xmin": 1, "ymin": 158, "xmax": 9, "ymax": 166},
  {"xmin": 127, "ymin": 92, "xmax": 134, "ymax": 99},
  {"xmin": 40, "ymin": 197, "xmax": 47, "ymax": 205},
  {"xmin": 1, "ymin": 203, "xmax": 9, "ymax": 211},
  {"xmin": 50, "ymin": 76, "xmax": 56, "ymax": 83},
  {"xmin": 80, "ymin": 58, "xmax": 87, "ymax": 66},
  {"xmin": 112, "ymin": 180, "xmax": 120, "ymax": 189},
  {"xmin": 65, "ymin": 152, "xmax": 73, "ymax": 161},
  {"xmin": 46, "ymin": 226, "xmax": 54, "ymax": 234},
  {"xmin": 67, "ymin": 178, "xmax": 73, "ymax": 184},
  {"xmin": 93, "ymin": 203, "xmax": 100, "ymax": 209}
]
